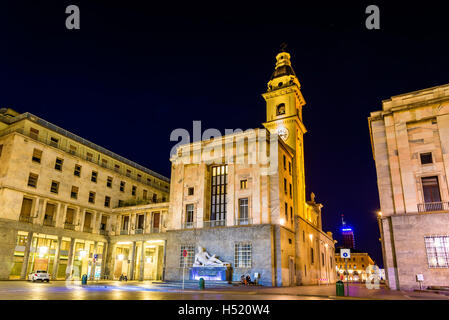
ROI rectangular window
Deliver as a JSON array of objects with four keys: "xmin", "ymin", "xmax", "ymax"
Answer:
[
  {"xmin": 114, "ymin": 164, "xmax": 120, "ymax": 172},
  {"xmin": 240, "ymin": 179, "xmax": 247, "ymax": 190},
  {"xmin": 283, "ymin": 155, "xmax": 286, "ymax": 170},
  {"xmin": 285, "ymin": 202, "xmax": 288, "ymax": 221},
  {"xmin": 136, "ymin": 214, "xmax": 144, "ymax": 230},
  {"xmin": 20, "ymin": 198, "xmax": 33, "ymax": 218},
  {"xmin": 74, "ymin": 164, "xmax": 81, "ymax": 177},
  {"xmin": 32, "ymin": 149, "xmax": 42, "ymax": 163},
  {"xmin": 54, "ymin": 158, "xmax": 63, "ymax": 171},
  {"xmin": 188, "ymin": 187, "xmax": 194, "ymax": 196},
  {"xmin": 420, "ymin": 152, "xmax": 433, "ymax": 165},
  {"xmin": 91, "ymin": 171, "xmax": 98, "ymax": 183},
  {"xmin": 238, "ymin": 198, "xmax": 249, "ymax": 225},
  {"xmin": 235, "ymin": 242, "xmax": 252, "ymax": 268},
  {"xmin": 88, "ymin": 191, "xmax": 96, "ymax": 204},
  {"xmin": 152, "ymin": 193, "xmax": 157, "ymax": 202},
  {"xmin": 132, "ymin": 185, "xmax": 137, "ymax": 196},
  {"xmin": 121, "ymin": 216, "xmax": 129, "ymax": 231},
  {"xmin": 50, "ymin": 181, "xmax": 59, "ymax": 194},
  {"xmin": 311, "ymin": 248, "xmax": 314, "ymax": 264},
  {"xmin": 118, "ymin": 200, "xmax": 124, "ymax": 207},
  {"xmin": 143, "ymin": 190, "xmax": 148, "ymax": 200},
  {"xmin": 289, "ymin": 183, "xmax": 292, "ymax": 198},
  {"xmin": 107, "ymin": 176, "xmax": 113, "ymax": 188},
  {"xmin": 180, "ymin": 245, "xmax": 195, "ymax": 267},
  {"xmin": 27, "ymin": 173, "xmax": 38, "ymax": 188},
  {"xmin": 290, "ymin": 206, "xmax": 293, "ymax": 222},
  {"xmin": 65, "ymin": 208, "xmax": 75, "ymax": 224},
  {"xmin": 126, "ymin": 169, "xmax": 131, "ymax": 177},
  {"xmin": 50, "ymin": 137, "xmax": 59, "ymax": 148},
  {"xmin": 120, "ymin": 181, "xmax": 125, "ymax": 192},
  {"xmin": 69, "ymin": 145, "xmax": 77, "ymax": 155},
  {"xmin": 30, "ymin": 128, "xmax": 39, "ymax": 140},
  {"xmin": 288, "ymin": 162, "xmax": 292, "ymax": 175},
  {"xmin": 137, "ymin": 174, "xmax": 142, "ymax": 182},
  {"xmin": 101, "ymin": 159, "xmax": 108, "ymax": 168},
  {"xmin": 86, "ymin": 152, "xmax": 93, "ymax": 162},
  {"xmin": 0, "ymin": 144, "xmax": 3, "ymax": 157},
  {"xmin": 425, "ymin": 236, "xmax": 449, "ymax": 268},
  {"xmin": 147, "ymin": 178, "xmax": 151, "ymax": 184},
  {"xmin": 104, "ymin": 196, "xmax": 111, "ymax": 207},
  {"xmin": 422, "ymin": 176, "xmax": 442, "ymax": 209},
  {"xmin": 284, "ymin": 178, "xmax": 287, "ymax": 194},
  {"xmin": 71, "ymin": 186, "xmax": 79, "ymax": 199},
  {"xmin": 186, "ymin": 204, "xmax": 194, "ymax": 226},
  {"xmin": 210, "ymin": 165, "xmax": 227, "ymax": 224}
]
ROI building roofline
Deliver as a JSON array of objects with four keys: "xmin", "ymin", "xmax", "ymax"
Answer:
[{"xmin": 8, "ymin": 112, "xmax": 169, "ymax": 182}]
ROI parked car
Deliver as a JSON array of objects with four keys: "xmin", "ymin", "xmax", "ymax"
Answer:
[{"xmin": 28, "ymin": 270, "xmax": 50, "ymax": 282}]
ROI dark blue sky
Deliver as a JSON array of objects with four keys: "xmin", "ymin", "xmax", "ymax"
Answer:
[{"xmin": 2, "ymin": 1, "xmax": 449, "ymax": 267}]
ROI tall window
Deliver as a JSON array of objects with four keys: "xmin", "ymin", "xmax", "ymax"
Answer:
[
  {"xmin": 32, "ymin": 149, "xmax": 42, "ymax": 163},
  {"xmin": 180, "ymin": 245, "xmax": 195, "ymax": 267},
  {"xmin": 421, "ymin": 176, "xmax": 442, "ymax": 211},
  {"xmin": 27, "ymin": 173, "xmax": 38, "ymax": 188},
  {"xmin": 74, "ymin": 164, "xmax": 81, "ymax": 177},
  {"xmin": 120, "ymin": 181, "xmax": 125, "ymax": 192},
  {"xmin": 132, "ymin": 185, "xmax": 137, "ymax": 196},
  {"xmin": 50, "ymin": 137, "xmax": 59, "ymax": 148},
  {"xmin": 91, "ymin": 171, "xmax": 98, "ymax": 183},
  {"xmin": 186, "ymin": 204, "xmax": 194, "ymax": 227},
  {"xmin": 55, "ymin": 158, "xmax": 63, "ymax": 171},
  {"xmin": 210, "ymin": 165, "xmax": 227, "ymax": 225},
  {"xmin": 71, "ymin": 186, "xmax": 79, "ymax": 199},
  {"xmin": 50, "ymin": 181, "xmax": 59, "ymax": 194},
  {"xmin": 276, "ymin": 103, "xmax": 285, "ymax": 116},
  {"xmin": 29, "ymin": 128, "xmax": 39, "ymax": 140},
  {"xmin": 238, "ymin": 198, "xmax": 249, "ymax": 225},
  {"xmin": 235, "ymin": 242, "xmax": 252, "ymax": 268},
  {"xmin": 88, "ymin": 191, "xmax": 96, "ymax": 204},
  {"xmin": 425, "ymin": 236, "xmax": 449, "ymax": 268},
  {"xmin": 240, "ymin": 180, "xmax": 247, "ymax": 190},
  {"xmin": 107, "ymin": 176, "xmax": 113, "ymax": 188},
  {"xmin": 104, "ymin": 196, "xmax": 111, "ymax": 207}
]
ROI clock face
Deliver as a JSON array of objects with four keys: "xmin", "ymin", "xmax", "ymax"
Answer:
[{"xmin": 277, "ymin": 127, "xmax": 289, "ymax": 141}]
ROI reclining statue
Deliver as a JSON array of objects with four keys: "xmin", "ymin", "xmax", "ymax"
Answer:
[{"xmin": 193, "ymin": 245, "xmax": 229, "ymax": 267}]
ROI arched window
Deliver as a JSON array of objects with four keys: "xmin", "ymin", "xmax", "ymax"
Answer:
[{"xmin": 276, "ymin": 103, "xmax": 285, "ymax": 116}]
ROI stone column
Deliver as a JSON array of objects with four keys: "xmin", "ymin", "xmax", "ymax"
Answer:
[
  {"xmin": 20, "ymin": 231, "xmax": 34, "ymax": 279},
  {"xmin": 65, "ymin": 238, "xmax": 76, "ymax": 279},
  {"xmin": 129, "ymin": 241, "xmax": 137, "ymax": 280},
  {"xmin": 90, "ymin": 241, "xmax": 98, "ymax": 280},
  {"xmin": 52, "ymin": 236, "xmax": 62, "ymax": 280},
  {"xmin": 100, "ymin": 241, "xmax": 108, "ymax": 279},
  {"xmin": 38, "ymin": 199, "xmax": 48, "ymax": 225},
  {"xmin": 139, "ymin": 241, "xmax": 145, "ymax": 281},
  {"xmin": 104, "ymin": 242, "xmax": 116, "ymax": 280}
]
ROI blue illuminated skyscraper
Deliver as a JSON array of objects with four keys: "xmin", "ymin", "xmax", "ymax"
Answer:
[{"xmin": 341, "ymin": 214, "xmax": 355, "ymax": 249}]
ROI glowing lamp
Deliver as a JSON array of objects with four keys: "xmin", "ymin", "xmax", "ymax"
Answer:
[
  {"xmin": 280, "ymin": 218, "xmax": 285, "ymax": 225},
  {"xmin": 79, "ymin": 250, "xmax": 87, "ymax": 259},
  {"xmin": 38, "ymin": 246, "xmax": 48, "ymax": 258},
  {"xmin": 117, "ymin": 254, "xmax": 124, "ymax": 261}
]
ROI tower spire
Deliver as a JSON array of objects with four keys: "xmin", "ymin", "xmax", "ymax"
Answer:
[{"xmin": 341, "ymin": 214, "xmax": 346, "ymax": 226}]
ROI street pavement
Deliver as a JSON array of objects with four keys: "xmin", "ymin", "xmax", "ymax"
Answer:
[{"xmin": 0, "ymin": 280, "xmax": 447, "ymax": 300}]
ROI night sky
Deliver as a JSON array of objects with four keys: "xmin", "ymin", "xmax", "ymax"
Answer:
[{"xmin": 2, "ymin": 1, "xmax": 449, "ymax": 267}]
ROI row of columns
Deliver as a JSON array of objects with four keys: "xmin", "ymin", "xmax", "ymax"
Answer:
[
  {"xmin": 25, "ymin": 196, "xmax": 110, "ymax": 234},
  {"xmin": 18, "ymin": 231, "xmax": 107, "ymax": 281}
]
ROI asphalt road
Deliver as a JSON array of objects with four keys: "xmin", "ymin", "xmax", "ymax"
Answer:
[{"xmin": 0, "ymin": 281, "xmax": 331, "ymax": 300}]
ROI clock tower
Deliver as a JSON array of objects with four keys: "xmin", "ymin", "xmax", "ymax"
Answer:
[{"xmin": 262, "ymin": 47, "xmax": 307, "ymax": 218}]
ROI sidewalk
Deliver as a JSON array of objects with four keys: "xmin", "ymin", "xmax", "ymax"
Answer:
[{"xmin": 87, "ymin": 281, "xmax": 449, "ymax": 300}]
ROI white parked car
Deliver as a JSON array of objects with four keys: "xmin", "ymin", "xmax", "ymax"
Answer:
[{"xmin": 28, "ymin": 270, "xmax": 50, "ymax": 282}]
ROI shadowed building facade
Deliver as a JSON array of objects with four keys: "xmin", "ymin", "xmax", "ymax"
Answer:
[{"xmin": 369, "ymin": 84, "xmax": 449, "ymax": 290}]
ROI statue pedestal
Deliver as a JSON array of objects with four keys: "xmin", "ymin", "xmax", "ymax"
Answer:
[{"xmin": 189, "ymin": 266, "xmax": 231, "ymax": 281}]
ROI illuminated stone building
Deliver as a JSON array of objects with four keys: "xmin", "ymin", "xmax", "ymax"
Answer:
[
  {"xmin": 369, "ymin": 83, "xmax": 449, "ymax": 290},
  {"xmin": 0, "ymin": 108, "xmax": 170, "ymax": 280},
  {"xmin": 164, "ymin": 49, "xmax": 336, "ymax": 286},
  {"xmin": 335, "ymin": 249, "xmax": 376, "ymax": 282},
  {"xmin": 0, "ymin": 49, "xmax": 336, "ymax": 286}
]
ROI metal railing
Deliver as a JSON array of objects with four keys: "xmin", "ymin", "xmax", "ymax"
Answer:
[
  {"xmin": 183, "ymin": 221, "xmax": 195, "ymax": 229},
  {"xmin": 236, "ymin": 217, "xmax": 252, "ymax": 225},
  {"xmin": 83, "ymin": 226, "xmax": 93, "ymax": 233},
  {"xmin": 64, "ymin": 222, "xmax": 76, "ymax": 230},
  {"xmin": 203, "ymin": 219, "xmax": 226, "ymax": 228},
  {"xmin": 150, "ymin": 226, "xmax": 160, "ymax": 233},
  {"xmin": 19, "ymin": 215, "xmax": 33, "ymax": 224},
  {"xmin": 134, "ymin": 229, "xmax": 143, "ymax": 234},
  {"xmin": 99, "ymin": 229, "xmax": 107, "ymax": 235},
  {"xmin": 43, "ymin": 218, "xmax": 55, "ymax": 227},
  {"xmin": 120, "ymin": 229, "xmax": 129, "ymax": 235},
  {"xmin": 418, "ymin": 202, "xmax": 449, "ymax": 212}
]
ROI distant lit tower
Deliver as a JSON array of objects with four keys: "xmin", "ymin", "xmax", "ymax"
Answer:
[{"xmin": 341, "ymin": 214, "xmax": 355, "ymax": 249}]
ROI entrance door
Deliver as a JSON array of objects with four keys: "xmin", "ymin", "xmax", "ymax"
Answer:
[
  {"xmin": 152, "ymin": 212, "xmax": 160, "ymax": 232},
  {"xmin": 288, "ymin": 256, "xmax": 295, "ymax": 286}
]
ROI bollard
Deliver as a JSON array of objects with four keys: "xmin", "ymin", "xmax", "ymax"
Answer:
[
  {"xmin": 199, "ymin": 277, "xmax": 205, "ymax": 290},
  {"xmin": 81, "ymin": 274, "xmax": 88, "ymax": 285},
  {"xmin": 336, "ymin": 280, "xmax": 344, "ymax": 296}
]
